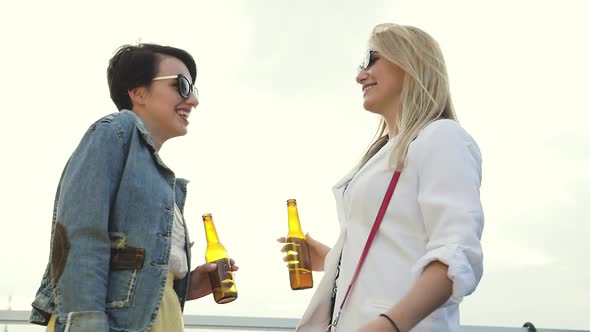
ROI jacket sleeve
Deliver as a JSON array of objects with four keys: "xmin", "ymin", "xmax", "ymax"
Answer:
[
  {"xmin": 411, "ymin": 120, "xmax": 484, "ymax": 304},
  {"xmin": 51, "ymin": 121, "xmax": 125, "ymax": 331}
]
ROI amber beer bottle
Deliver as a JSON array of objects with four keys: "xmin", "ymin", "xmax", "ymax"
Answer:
[
  {"xmin": 202, "ymin": 213, "xmax": 237, "ymax": 304},
  {"xmin": 285, "ymin": 199, "xmax": 313, "ymax": 290}
]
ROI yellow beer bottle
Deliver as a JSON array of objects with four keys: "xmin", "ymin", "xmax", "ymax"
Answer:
[
  {"xmin": 285, "ymin": 199, "xmax": 313, "ymax": 290},
  {"xmin": 202, "ymin": 213, "xmax": 237, "ymax": 304}
]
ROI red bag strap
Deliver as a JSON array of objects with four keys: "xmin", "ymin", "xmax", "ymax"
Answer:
[{"xmin": 328, "ymin": 170, "xmax": 401, "ymax": 330}]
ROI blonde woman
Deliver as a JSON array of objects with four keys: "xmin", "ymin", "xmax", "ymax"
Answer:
[{"xmin": 292, "ymin": 23, "xmax": 484, "ymax": 332}]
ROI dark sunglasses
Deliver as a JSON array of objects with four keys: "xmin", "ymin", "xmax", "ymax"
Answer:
[
  {"xmin": 358, "ymin": 50, "xmax": 377, "ymax": 74},
  {"xmin": 152, "ymin": 74, "xmax": 199, "ymax": 100}
]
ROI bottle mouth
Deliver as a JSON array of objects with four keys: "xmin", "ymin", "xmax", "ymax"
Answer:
[
  {"xmin": 286, "ymin": 199, "xmax": 296, "ymax": 205},
  {"xmin": 202, "ymin": 213, "xmax": 212, "ymax": 220}
]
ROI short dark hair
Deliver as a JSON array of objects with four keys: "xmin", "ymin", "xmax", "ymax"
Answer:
[{"xmin": 107, "ymin": 43, "xmax": 197, "ymax": 111}]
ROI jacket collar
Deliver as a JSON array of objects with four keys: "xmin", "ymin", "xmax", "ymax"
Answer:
[
  {"xmin": 121, "ymin": 110, "xmax": 157, "ymax": 152},
  {"xmin": 121, "ymin": 110, "xmax": 179, "ymax": 176}
]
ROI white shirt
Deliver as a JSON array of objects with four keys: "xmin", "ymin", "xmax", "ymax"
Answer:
[
  {"xmin": 297, "ymin": 120, "xmax": 484, "ymax": 332},
  {"xmin": 169, "ymin": 204, "xmax": 188, "ymax": 279}
]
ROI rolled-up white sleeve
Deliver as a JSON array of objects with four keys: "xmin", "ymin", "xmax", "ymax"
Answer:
[{"xmin": 410, "ymin": 120, "xmax": 484, "ymax": 304}]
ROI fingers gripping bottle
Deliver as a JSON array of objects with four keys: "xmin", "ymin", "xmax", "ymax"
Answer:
[
  {"xmin": 285, "ymin": 199, "xmax": 313, "ymax": 290},
  {"xmin": 202, "ymin": 213, "xmax": 237, "ymax": 303}
]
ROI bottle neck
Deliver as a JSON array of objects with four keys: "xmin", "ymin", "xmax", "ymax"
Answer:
[
  {"xmin": 287, "ymin": 205, "xmax": 305, "ymax": 238},
  {"xmin": 204, "ymin": 220, "xmax": 221, "ymax": 244}
]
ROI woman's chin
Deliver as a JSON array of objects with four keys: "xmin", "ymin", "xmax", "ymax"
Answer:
[{"xmin": 362, "ymin": 100, "xmax": 380, "ymax": 114}]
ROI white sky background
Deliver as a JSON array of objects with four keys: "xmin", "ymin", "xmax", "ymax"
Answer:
[{"xmin": 1, "ymin": 0, "xmax": 589, "ymax": 330}]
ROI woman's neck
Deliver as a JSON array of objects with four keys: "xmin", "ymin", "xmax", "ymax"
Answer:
[{"xmin": 379, "ymin": 105, "xmax": 400, "ymax": 139}]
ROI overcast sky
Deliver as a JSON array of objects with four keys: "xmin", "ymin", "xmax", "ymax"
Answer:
[{"xmin": 1, "ymin": 0, "xmax": 589, "ymax": 330}]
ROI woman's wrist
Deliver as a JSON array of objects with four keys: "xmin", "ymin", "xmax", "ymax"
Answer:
[{"xmin": 379, "ymin": 313, "xmax": 401, "ymax": 332}]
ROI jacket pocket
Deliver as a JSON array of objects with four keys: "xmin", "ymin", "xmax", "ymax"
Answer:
[
  {"xmin": 106, "ymin": 232, "xmax": 142, "ymax": 309},
  {"xmin": 367, "ymin": 300, "xmax": 445, "ymax": 321},
  {"xmin": 366, "ymin": 300, "xmax": 393, "ymax": 314},
  {"xmin": 365, "ymin": 301, "xmax": 445, "ymax": 331}
]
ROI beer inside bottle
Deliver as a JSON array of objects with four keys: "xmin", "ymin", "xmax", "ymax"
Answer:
[
  {"xmin": 285, "ymin": 199, "xmax": 313, "ymax": 290},
  {"xmin": 202, "ymin": 213, "xmax": 237, "ymax": 304}
]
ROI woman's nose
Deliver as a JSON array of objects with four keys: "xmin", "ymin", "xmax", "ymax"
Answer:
[
  {"xmin": 186, "ymin": 92, "xmax": 199, "ymax": 108},
  {"xmin": 356, "ymin": 69, "xmax": 368, "ymax": 84}
]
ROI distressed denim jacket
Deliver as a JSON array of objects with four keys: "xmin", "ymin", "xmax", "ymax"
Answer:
[{"xmin": 30, "ymin": 110, "xmax": 192, "ymax": 332}]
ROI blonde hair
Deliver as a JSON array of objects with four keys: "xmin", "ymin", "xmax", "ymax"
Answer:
[{"xmin": 360, "ymin": 23, "xmax": 457, "ymax": 170}]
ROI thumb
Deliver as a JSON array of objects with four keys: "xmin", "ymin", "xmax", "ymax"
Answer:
[{"xmin": 196, "ymin": 262, "xmax": 217, "ymax": 273}]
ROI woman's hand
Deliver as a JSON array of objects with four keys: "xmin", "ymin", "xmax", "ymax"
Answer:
[
  {"xmin": 186, "ymin": 259, "xmax": 239, "ymax": 301},
  {"xmin": 277, "ymin": 233, "xmax": 331, "ymax": 271}
]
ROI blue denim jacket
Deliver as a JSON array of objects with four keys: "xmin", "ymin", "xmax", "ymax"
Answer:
[{"xmin": 30, "ymin": 110, "xmax": 192, "ymax": 332}]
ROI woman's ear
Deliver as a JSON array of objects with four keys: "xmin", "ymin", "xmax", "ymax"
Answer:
[{"xmin": 128, "ymin": 86, "xmax": 148, "ymax": 108}]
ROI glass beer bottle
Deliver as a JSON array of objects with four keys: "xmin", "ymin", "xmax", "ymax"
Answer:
[
  {"xmin": 285, "ymin": 199, "xmax": 313, "ymax": 290},
  {"xmin": 202, "ymin": 213, "xmax": 237, "ymax": 304}
]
